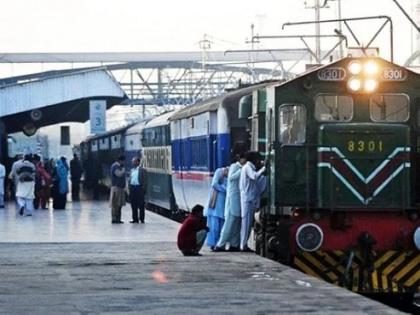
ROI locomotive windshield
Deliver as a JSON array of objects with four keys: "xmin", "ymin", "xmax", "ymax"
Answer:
[
  {"xmin": 370, "ymin": 94, "xmax": 409, "ymax": 122},
  {"xmin": 314, "ymin": 94, "xmax": 353, "ymax": 122}
]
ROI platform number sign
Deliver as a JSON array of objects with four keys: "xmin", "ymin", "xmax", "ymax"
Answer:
[{"xmin": 89, "ymin": 100, "xmax": 106, "ymax": 134}]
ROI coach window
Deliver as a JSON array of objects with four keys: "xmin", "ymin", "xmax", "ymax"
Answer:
[
  {"xmin": 370, "ymin": 94, "xmax": 409, "ymax": 122},
  {"xmin": 278, "ymin": 105, "xmax": 306, "ymax": 144},
  {"xmin": 315, "ymin": 95, "xmax": 353, "ymax": 122}
]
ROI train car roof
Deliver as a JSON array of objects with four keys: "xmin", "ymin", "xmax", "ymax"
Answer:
[
  {"xmin": 144, "ymin": 111, "xmax": 177, "ymax": 128},
  {"xmin": 170, "ymin": 81, "xmax": 279, "ymax": 120},
  {"xmin": 84, "ymin": 123, "xmax": 136, "ymax": 141},
  {"xmin": 125, "ymin": 117, "xmax": 153, "ymax": 134}
]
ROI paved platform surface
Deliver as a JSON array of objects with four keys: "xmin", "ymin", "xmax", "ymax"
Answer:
[
  {"xmin": 0, "ymin": 201, "xmax": 403, "ymax": 314},
  {"xmin": 0, "ymin": 201, "xmax": 179, "ymax": 242}
]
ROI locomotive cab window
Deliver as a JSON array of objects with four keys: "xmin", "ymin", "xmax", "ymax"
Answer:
[
  {"xmin": 315, "ymin": 95, "xmax": 353, "ymax": 122},
  {"xmin": 278, "ymin": 104, "xmax": 306, "ymax": 144},
  {"xmin": 370, "ymin": 94, "xmax": 409, "ymax": 122}
]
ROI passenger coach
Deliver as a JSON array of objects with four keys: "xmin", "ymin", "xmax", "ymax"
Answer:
[{"xmin": 169, "ymin": 83, "xmax": 275, "ymax": 212}]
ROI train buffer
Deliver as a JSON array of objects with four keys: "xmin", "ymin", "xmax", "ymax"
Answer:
[{"xmin": 0, "ymin": 201, "xmax": 403, "ymax": 314}]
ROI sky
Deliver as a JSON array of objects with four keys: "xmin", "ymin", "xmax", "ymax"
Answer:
[
  {"xmin": 4, "ymin": 0, "xmax": 420, "ymax": 156},
  {"xmin": 0, "ymin": 0, "xmax": 417, "ymax": 65}
]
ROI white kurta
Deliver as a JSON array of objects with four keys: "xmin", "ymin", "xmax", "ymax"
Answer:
[{"xmin": 239, "ymin": 161, "xmax": 266, "ymax": 250}]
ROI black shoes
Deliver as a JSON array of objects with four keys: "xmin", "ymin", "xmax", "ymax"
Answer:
[
  {"xmin": 184, "ymin": 252, "xmax": 202, "ymax": 256},
  {"xmin": 112, "ymin": 221, "xmax": 124, "ymax": 224},
  {"xmin": 228, "ymin": 247, "xmax": 240, "ymax": 252},
  {"xmin": 19, "ymin": 207, "xmax": 24, "ymax": 216},
  {"xmin": 241, "ymin": 247, "xmax": 254, "ymax": 253},
  {"xmin": 213, "ymin": 246, "xmax": 226, "ymax": 252},
  {"xmin": 130, "ymin": 220, "xmax": 139, "ymax": 223},
  {"xmin": 141, "ymin": 220, "xmax": 145, "ymax": 224}
]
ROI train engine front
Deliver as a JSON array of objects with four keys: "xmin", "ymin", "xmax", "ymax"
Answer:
[{"xmin": 258, "ymin": 57, "xmax": 420, "ymax": 295}]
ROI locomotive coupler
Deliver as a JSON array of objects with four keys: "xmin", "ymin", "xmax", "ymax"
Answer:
[{"xmin": 358, "ymin": 232, "xmax": 376, "ymax": 273}]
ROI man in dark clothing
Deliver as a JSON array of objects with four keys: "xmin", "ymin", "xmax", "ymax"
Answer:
[
  {"xmin": 110, "ymin": 155, "xmax": 126, "ymax": 224},
  {"xmin": 129, "ymin": 157, "xmax": 147, "ymax": 223},
  {"xmin": 70, "ymin": 154, "xmax": 83, "ymax": 201},
  {"xmin": 177, "ymin": 205, "xmax": 208, "ymax": 256}
]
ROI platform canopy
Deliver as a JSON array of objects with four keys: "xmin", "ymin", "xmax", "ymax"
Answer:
[{"xmin": 0, "ymin": 68, "xmax": 126, "ymax": 134}]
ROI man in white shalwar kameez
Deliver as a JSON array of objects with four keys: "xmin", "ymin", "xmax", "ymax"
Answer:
[
  {"xmin": 239, "ymin": 152, "xmax": 266, "ymax": 252},
  {"xmin": 9, "ymin": 155, "xmax": 24, "ymax": 208},
  {"xmin": 214, "ymin": 154, "xmax": 246, "ymax": 251},
  {"xmin": 0, "ymin": 162, "xmax": 5, "ymax": 208},
  {"xmin": 15, "ymin": 155, "xmax": 36, "ymax": 216}
]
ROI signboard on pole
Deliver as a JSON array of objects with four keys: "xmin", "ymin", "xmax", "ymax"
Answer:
[{"xmin": 89, "ymin": 100, "xmax": 106, "ymax": 134}]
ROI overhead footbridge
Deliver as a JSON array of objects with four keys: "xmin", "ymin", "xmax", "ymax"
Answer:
[{"xmin": 0, "ymin": 68, "xmax": 126, "ymax": 134}]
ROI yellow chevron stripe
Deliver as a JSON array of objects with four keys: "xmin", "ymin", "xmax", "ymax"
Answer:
[
  {"xmin": 391, "ymin": 281, "xmax": 398, "ymax": 293},
  {"xmin": 405, "ymin": 271, "xmax": 420, "ymax": 287},
  {"xmin": 374, "ymin": 251, "xmax": 397, "ymax": 269},
  {"xmin": 321, "ymin": 252, "xmax": 346, "ymax": 274},
  {"xmin": 382, "ymin": 254, "xmax": 407, "ymax": 276},
  {"xmin": 294, "ymin": 258, "xmax": 319, "ymax": 278},
  {"xmin": 379, "ymin": 254, "xmax": 406, "ymax": 292},
  {"xmin": 371, "ymin": 271, "xmax": 379, "ymax": 290},
  {"xmin": 303, "ymin": 253, "xmax": 338, "ymax": 282},
  {"xmin": 392, "ymin": 254, "xmax": 420, "ymax": 282}
]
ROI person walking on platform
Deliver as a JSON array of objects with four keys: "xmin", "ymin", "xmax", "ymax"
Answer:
[
  {"xmin": 52, "ymin": 157, "xmax": 69, "ymax": 210},
  {"xmin": 214, "ymin": 154, "xmax": 246, "ymax": 252},
  {"xmin": 177, "ymin": 204, "xmax": 208, "ymax": 256},
  {"xmin": 9, "ymin": 154, "xmax": 23, "ymax": 205},
  {"xmin": 33, "ymin": 155, "xmax": 52, "ymax": 210},
  {"xmin": 205, "ymin": 166, "xmax": 228, "ymax": 250},
  {"xmin": 0, "ymin": 161, "xmax": 5, "ymax": 208},
  {"xmin": 110, "ymin": 155, "xmax": 126, "ymax": 224},
  {"xmin": 239, "ymin": 152, "xmax": 266, "ymax": 252},
  {"xmin": 15, "ymin": 154, "xmax": 36, "ymax": 216},
  {"xmin": 70, "ymin": 153, "xmax": 83, "ymax": 201},
  {"xmin": 129, "ymin": 157, "xmax": 147, "ymax": 223}
]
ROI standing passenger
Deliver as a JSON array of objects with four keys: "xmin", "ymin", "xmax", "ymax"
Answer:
[
  {"xmin": 110, "ymin": 155, "xmax": 126, "ymax": 224},
  {"xmin": 33, "ymin": 155, "xmax": 52, "ymax": 210},
  {"xmin": 205, "ymin": 166, "xmax": 228, "ymax": 250},
  {"xmin": 70, "ymin": 153, "xmax": 83, "ymax": 201},
  {"xmin": 0, "ymin": 161, "xmax": 5, "ymax": 208},
  {"xmin": 16, "ymin": 154, "xmax": 36, "ymax": 216},
  {"xmin": 239, "ymin": 152, "xmax": 266, "ymax": 252},
  {"xmin": 129, "ymin": 157, "xmax": 147, "ymax": 223},
  {"xmin": 177, "ymin": 204, "xmax": 208, "ymax": 256},
  {"xmin": 52, "ymin": 157, "xmax": 69, "ymax": 209},
  {"xmin": 214, "ymin": 154, "xmax": 246, "ymax": 252},
  {"xmin": 9, "ymin": 154, "xmax": 23, "ymax": 205}
]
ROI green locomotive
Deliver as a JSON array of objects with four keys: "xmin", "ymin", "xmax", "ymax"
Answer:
[{"xmin": 246, "ymin": 56, "xmax": 419, "ymax": 295}]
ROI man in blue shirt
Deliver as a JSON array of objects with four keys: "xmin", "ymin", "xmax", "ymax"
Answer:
[{"xmin": 129, "ymin": 157, "xmax": 147, "ymax": 223}]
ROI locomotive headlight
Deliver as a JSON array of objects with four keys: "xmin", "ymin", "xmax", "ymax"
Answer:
[
  {"xmin": 296, "ymin": 223, "xmax": 324, "ymax": 252},
  {"xmin": 348, "ymin": 61, "xmax": 362, "ymax": 75},
  {"xmin": 364, "ymin": 79, "xmax": 378, "ymax": 93},
  {"xmin": 364, "ymin": 61, "xmax": 378, "ymax": 75},
  {"xmin": 414, "ymin": 227, "xmax": 420, "ymax": 250},
  {"xmin": 347, "ymin": 77, "xmax": 362, "ymax": 92}
]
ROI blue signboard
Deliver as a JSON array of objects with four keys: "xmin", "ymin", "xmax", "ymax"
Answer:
[{"xmin": 89, "ymin": 100, "xmax": 106, "ymax": 134}]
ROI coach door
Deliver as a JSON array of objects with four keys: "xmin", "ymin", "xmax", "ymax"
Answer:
[{"xmin": 276, "ymin": 104, "xmax": 311, "ymax": 207}]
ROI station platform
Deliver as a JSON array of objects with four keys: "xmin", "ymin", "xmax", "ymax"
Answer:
[{"xmin": 0, "ymin": 201, "xmax": 403, "ymax": 314}]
